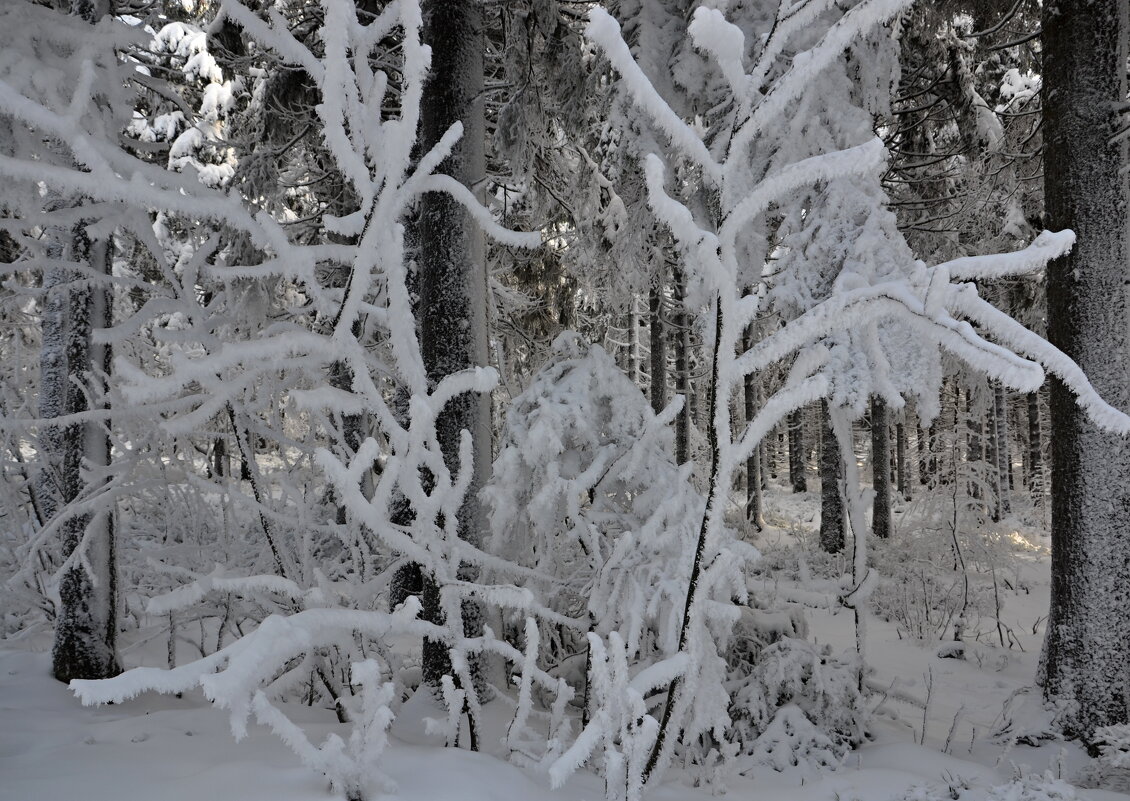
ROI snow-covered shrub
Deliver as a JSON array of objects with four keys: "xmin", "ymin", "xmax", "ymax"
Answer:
[
  {"xmin": 728, "ymin": 636, "xmax": 866, "ymax": 770},
  {"xmin": 985, "ymin": 773, "xmax": 1078, "ymax": 801},
  {"xmin": 1093, "ymin": 724, "xmax": 1130, "ymax": 769},
  {"xmin": 746, "ymin": 704, "xmax": 842, "ymax": 774},
  {"xmin": 488, "ymin": 334, "xmax": 754, "ymax": 789},
  {"xmin": 484, "ymin": 333, "xmax": 715, "ymax": 664}
]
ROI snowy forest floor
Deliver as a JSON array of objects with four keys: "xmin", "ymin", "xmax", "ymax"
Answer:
[{"xmin": 4, "ymin": 481, "xmax": 1130, "ymax": 801}]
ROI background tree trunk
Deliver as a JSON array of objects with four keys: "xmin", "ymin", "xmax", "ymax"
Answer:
[
  {"xmin": 789, "ymin": 408, "xmax": 807, "ymax": 493},
  {"xmin": 871, "ymin": 396, "xmax": 891, "ymax": 539},
  {"xmin": 819, "ymin": 401, "xmax": 844, "ymax": 553}
]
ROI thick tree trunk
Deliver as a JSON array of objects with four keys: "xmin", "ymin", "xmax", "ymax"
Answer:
[
  {"xmin": 1040, "ymin": 0, "xmax": 1130, "ymax": 742},
  {"xmin": 43, "ymin": 231, "xmax": 120, "ymax": 683},
  {"xmin": 871, "ymin": 396, "xmax": 891, "ymax": 539},
  {"xmin": 417, "ymin": 0, "xmax": 489, "ymax": 691},
  {"xmin": 819, "ymin": 401, "xmax": 844, "ymax": 553},
  {"xmin": 789, "ymin": 408, "xmax": 807, "ymax": 492}
]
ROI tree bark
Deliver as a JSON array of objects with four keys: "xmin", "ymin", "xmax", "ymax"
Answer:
[
  {"xmin": 672, "ymin": 267, "xmax": 691, "ymax": 465},
  {"xmin": 44, "ymin": 229, "xmax": 120, "ymax": 683},
  {"xmin": 1040, "ymin": 0, "xmax": 1130, "ymax": 742},
  {"xmin": 871, "ymin": 396, "xmax": 891, "ymax": 539},
  {"xmin": 789, "ymin": 408, "xmax": 807, "ymax": 492},
  {"xmin": 649, "ymin": 280, "xmax": 666, "ymax": 415},
  {"xmin": 1026, "ymin": 391, "xmax": 1043, "ymax": 505},
  {"xmin": 743, "ymin": 329, "xmax": 764, "ymax": 530},
  {"xmin": 417, "ymin": 0, "xmax": 489, "ymax": 690},
  {"xmin": 819, "ymin": 401, "xmax": 845, "ymax": 553},
  {"xmin": 896, "ymin": 420, "xmax": 909, "ymax": 501}
]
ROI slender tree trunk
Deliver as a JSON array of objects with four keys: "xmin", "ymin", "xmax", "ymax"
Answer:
[
  {"xmin": 871, "ymin": 396, "xmax": 891, "ymax": 539},
  {"xmin": 417, "ymin": 0, "xmax": 489, "ymax": 692},
  {"xmin": 672, "ymin": 267, "xmax": 691, "ymax": 465},
  {"xmin": 743, "ymin": 330, "xmax": 764, "ymax": 530},
  {"xmin": 992, "ymin": 383, "xmax": 1011, "ymax": 520},
  {"xmin": 789, "ymin": 408, "xmax": 807, "ymax": 492},
  {"xmin": 966, "ymin": 391, "xmax": 983, "ymax": 502},
  {"xmin": 819, "ymin": 401, "xmax": 845, "ymax": 553},
  {"xmin": 1027, "ymin": 391, "xmax": 1043, "ymax": 505},
  {"xmin": 896, "ymin": 420, "xmax": 909, "ymax": 501},
  {"xmin": 1040, "ymin": 0, "xmax": 1130, "ymax": 742},
  {"xmin": 649, "ymin": 280, "xmax": 666, "ymax": 415}
]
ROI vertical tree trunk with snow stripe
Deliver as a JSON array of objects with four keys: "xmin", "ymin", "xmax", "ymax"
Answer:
[
  {"xmin": 417, "ymin": 0, "xmax": 489, "ymax": 691},
  {"xmin": 1040, "ymin": 0, "xmax": 1130, "ymax": 742},
  {"xmin": 41, "ymin": 0, "xmax": 120, "ymax": 684},
  {"xmin": 42, "ymin": 227, "xmax": 119, "ymax": 683}
]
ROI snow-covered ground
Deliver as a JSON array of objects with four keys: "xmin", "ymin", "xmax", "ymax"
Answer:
[{"xmin": 3, "ymin": 483, "xmax": 1128, "ymax": 801}]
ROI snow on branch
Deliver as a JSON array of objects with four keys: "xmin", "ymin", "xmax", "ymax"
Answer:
[{"xmin": 586, "ymin": 8, "xmax": 721, "ymax": 182}]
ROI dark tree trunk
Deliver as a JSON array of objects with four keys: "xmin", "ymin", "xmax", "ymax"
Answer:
[
  {"xmin": 896, "ymin": 420, "xmax": 909, "ymax": 501},
  {"xmin": 992, "ymin": 383, "xmax": 1011, "ymax": 520},
  {"xmin": 871, "ymin": 397, "xmax": 891, "ymax": 539},
  {"xmin": 819, "ymin": 401, "xmax": 845, "ymax": 553},
  {"xmin": 44, "ymin": 231, "xmax": 120, "ymax": 683},
  {"xmin": 417, "ymin": 0, "xmax": 489, "ymax": 690},
  {"xmin": 1040, "ymin": 0, "xmax": 1130, "ymax": 742},
  {"xmin": 1027, "ymin": 391, "xmax": 1043, "ymax": 505},
  {"xmin": 649, "ymin": 280, "xmax": 666, "ymax": 415}
]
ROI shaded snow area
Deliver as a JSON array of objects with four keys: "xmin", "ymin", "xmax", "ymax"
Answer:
[{"xmin": 3, "ymin": 484, "xmax": 1129, "ymax": 801}]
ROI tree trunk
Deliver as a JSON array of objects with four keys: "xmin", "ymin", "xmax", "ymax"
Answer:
[
  {"xmin": 871, "ymin": 396, "xmax": 891, "ymax": 539},
  {"xmin": 1040, "ymin": 0, "xmax": 1130, "ymax": 742},
  {"xmin": 743, "ymin": 329, "xmax": 764, "ymax": 530},
  {"xmin": 649, "ymin": 280, "xmax": 666, "ymax": 415},
  {"xmin": 672, "ymin": 267, "xmax": 691, "ymax": 465},
  {"xmin": 819, "ymin": 401, "xmax": 845, "ymax": 553},
  {"xmin": 1027, "ymin": 391, "xmax": 1043, "ymax": 505},
  {"xmin": 896, "ymin": 420, "xmax": 909, "ymax": 501},
  {"xmin": 789, "ymin": 408, "xmax": 807, "ymax": 492},
  {"xmin": 44, "ymin": 228, "xmax": 120, "ymax": 683},
  {"xmin": 992, "ymin": 383, "xmax": 1011, "ymax": 520},
  {"xmin": 418, "ymin": 0, "xmax": 489, "ymax": 691}
]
